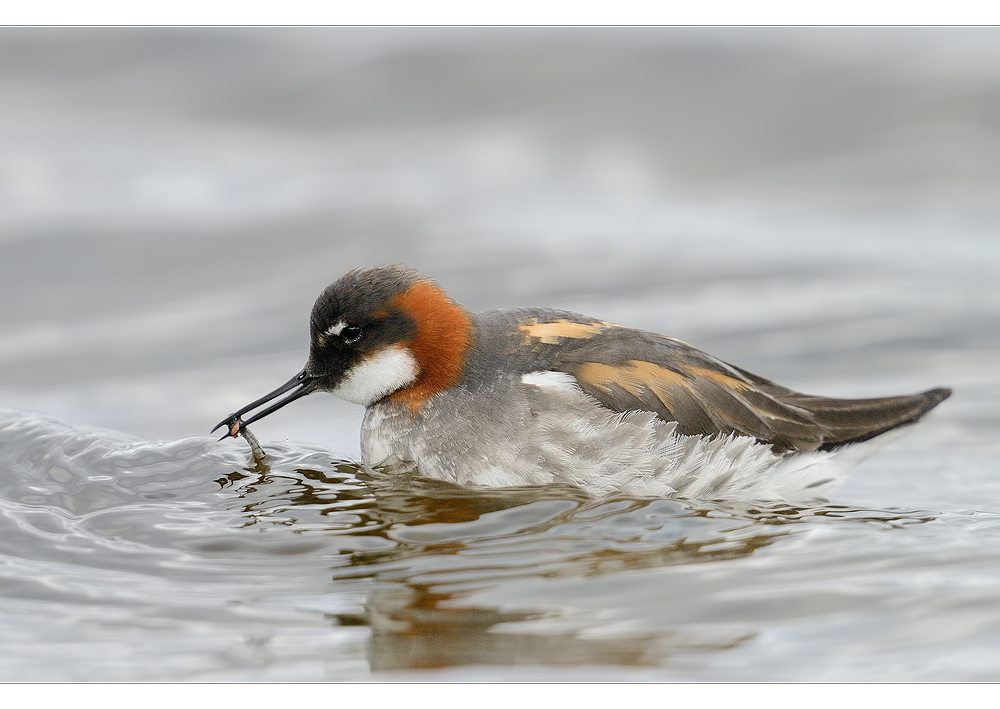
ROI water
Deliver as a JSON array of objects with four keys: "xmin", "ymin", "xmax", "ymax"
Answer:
[
  {"xmin": 3, "ymin": 409, "xmax": 999, "ymax": 681},
  {"xmin": 1, "ymin": 28, "xmax": 1000, "ymax": 681}
]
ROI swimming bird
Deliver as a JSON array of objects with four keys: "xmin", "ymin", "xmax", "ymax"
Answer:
[{"xmin": 214, "ymin": 265, "xmax": 950, "ymax": 500}]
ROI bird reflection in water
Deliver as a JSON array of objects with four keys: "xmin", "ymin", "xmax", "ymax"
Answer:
[{"xmin": 213, "ymin": 453, "xmax": 934, "ymax": 673}]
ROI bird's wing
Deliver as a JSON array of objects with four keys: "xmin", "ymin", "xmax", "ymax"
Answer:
[{"xmin": 518, "ymin": 321, "xmax": 949, "ymax": 454}]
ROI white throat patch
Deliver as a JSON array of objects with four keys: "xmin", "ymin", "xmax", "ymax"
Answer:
[{"xmin": 332, "ymin": 345, "xmax": 419, "ymax": 406}]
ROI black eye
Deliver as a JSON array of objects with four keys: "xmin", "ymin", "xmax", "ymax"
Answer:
[{"xmin": 341, "ymin": 325, "xmax": 362, "ymax": 343}]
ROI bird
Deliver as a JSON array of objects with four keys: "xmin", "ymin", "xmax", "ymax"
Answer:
[{"xmin": 214, "ymin": 265, "xmax": 951, "ymax": 501}]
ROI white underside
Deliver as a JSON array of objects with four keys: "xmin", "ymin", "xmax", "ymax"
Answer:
[
  {"xmin": 359, "ymin": 369, "xmax": 905, "ymax": 502},
  {"xmin": 332, "ymin": 345, "xmax": 418, "ymax": 406}
]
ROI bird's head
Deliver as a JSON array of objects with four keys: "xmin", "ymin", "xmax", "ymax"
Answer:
[{"xmin": 214, "ymin": 265, "xmax": 473, "ymax": 438}]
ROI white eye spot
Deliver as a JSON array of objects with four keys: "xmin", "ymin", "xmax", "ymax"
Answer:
[{"xmin": 326, "ymin": 321, "xmax": 347, "ymax": 337}]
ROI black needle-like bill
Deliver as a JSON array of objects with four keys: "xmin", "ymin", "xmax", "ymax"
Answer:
[{"xmin": 212, "ymin": 370, "xmax": 318, "ymax": 440}]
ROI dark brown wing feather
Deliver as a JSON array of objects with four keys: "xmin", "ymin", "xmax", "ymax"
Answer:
[{"xmin": 552, "ymin": 328, "xmax": 950, "ymax": 454}]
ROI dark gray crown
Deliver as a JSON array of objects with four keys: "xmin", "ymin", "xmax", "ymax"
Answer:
[{"xmin": 310, "ymin": 265, "xmax": 425, "ymax": 332}]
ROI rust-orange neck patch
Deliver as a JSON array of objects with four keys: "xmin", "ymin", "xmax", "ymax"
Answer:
[{"xmin": 388, "ymin": 280, "xmax": 473, "ymax": 411}]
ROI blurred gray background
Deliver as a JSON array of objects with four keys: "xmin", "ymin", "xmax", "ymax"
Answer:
[{"xmin": 1, "ymin": 27, "xmax": 997, "ymax": 460}]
